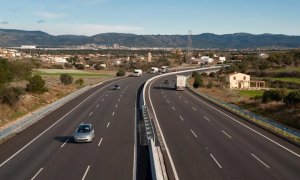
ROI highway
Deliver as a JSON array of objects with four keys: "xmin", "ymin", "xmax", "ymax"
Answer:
[
  {"xmin": 146, "ymin": 74, "xmax": 300, "ymax": 180},
  {"xmin": 0, "ymin": 75, "xmax": 151, "ymax": 180}
]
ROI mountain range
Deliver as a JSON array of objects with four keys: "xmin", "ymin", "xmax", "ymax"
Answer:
[{"xmin": 1, "ymin": 28, "xmax": 300, "ymax": 49}]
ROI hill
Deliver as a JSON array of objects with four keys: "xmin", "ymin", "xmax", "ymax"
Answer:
[{"xmin": 1, "ymin": 29, "xmax": 300, "ymax": 49}]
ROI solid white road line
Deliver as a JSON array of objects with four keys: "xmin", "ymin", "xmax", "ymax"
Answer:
[
  {"xmin": 96, "ymin": 104, "xmax": 99, "ymax": 108},
  {"xmin": 184, "ymin": 101, "xmax": 188, "ymax": 104},
  {"xmin": 192, "ymin": 107, "xmax": 197, "ymax": 111},
  {"xmin": 171, "ymin": 106, "xmax": 175, "ymax": 111},
  {"xmin": 61, "ymin": 138, "xmax": 69, "ymax": 148},
  {"xmin": 190, "ymin": 130, "xmax": 198, "ymax": 138},
  {"xmin": 82, "ymin": 165, "xmax": 90, "ymax": 180},
  {"xmin": 167, "ymin": 100, "xmax": 170, "ymax": 103},
  {"xmin": 251, "ymin": 153, "xmax": 270, "ymax": 168},
  {"xmin": 31, "ymin": 168, "xmax": 43, "ymax": 180},
  {"xmin": 89, "ymin": 112, "xmax": 93, "ymax": 116},
  {"xmin": 107, "ymin": 122, "xmax": 110, "ymax": 128},
  {"xmin": 186, "ymin": 90, "xmax": 300, "ymax": 158},
  {"xmin": 98, "ymin": 138, "xmax": 103, "ymax": 147},
  {"xmin": 179, "ymin": 116, "xmax": 184, "ymax": 121},
  {"xmin": 222, "ymin": 130, "xmax": 232, "ymax": 139},
  {"xmin": 112, "ymin": 112, "xmax": 115, "ymax": 116},
  {"xmin": 116, "ymin": 104, "xmax": 118, "ymax": 108},
  {"xmin": 210, "ymin": 154, "xmax": 222, "ymax": 169}
]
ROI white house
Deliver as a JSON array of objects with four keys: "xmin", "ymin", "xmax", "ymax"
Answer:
[
  {"xmin": 219, "ymin": 57, "xmax": 226, "ymax": 63},
  {"xmin": 225, "ymin": 72, "xmax": 265, "ymax": 89},
  {"xmin": 225, "ymin": 72, "xmax": 251, "ymax": 89},
  {"xmin": 200, "ymin": 56, "xmax": 214, "ymax": 63}
]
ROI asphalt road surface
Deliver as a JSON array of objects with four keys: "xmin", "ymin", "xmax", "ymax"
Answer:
[
  {"xmin": 0, "ymin": 75, "xmax": 151, "ymax": 180},
  {"xmin": 146, "ymin": 74, "xmax": 300, "ymax": 180}
]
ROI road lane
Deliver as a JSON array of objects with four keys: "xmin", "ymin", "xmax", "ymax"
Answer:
[
  {"xmin": 147, "ymin": 75, "xmax": 300, "ymax": 180},
  {"xmin": 0, "ymin": 75, "xmax": 152, "ymax": 180}
]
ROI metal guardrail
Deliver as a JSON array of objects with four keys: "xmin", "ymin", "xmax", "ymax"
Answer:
[
  {"xmin": 187, "ymin": 84, "xmax": 300, "ymax": 143},
  {"xmin": 0, "ymin": 85, "xmax": 91, "ymax": 141}
]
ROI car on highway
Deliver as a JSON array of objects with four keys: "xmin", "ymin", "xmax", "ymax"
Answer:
[
  {"xmin": 113, "ymin": 84, "xmax": 121, "ymax": 90},
  {"xmin": 73, "ymin": 123, "xmax": 94, "ymax": 143}
]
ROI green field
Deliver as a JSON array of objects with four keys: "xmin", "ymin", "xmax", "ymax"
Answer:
[
  {"xmin": 270, "ymin": 67, "xmax": 300, "ymax": 73},
  {"xmin": 268, "ymin": 77, "xmax": 300, "ymax": 84},
  {"xmin": 238, "ymin": 90, "xmax": 264, "ymax": 98}
]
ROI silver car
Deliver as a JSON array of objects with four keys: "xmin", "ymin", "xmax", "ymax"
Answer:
[{"xmin": 73, "ymin": 123, "xmax": 94, "ymax": 143}]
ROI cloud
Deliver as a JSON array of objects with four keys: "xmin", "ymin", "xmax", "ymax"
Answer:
[
  {"xmin": 37, "ymin": 20, "xmax": 45, "ymax": 24},
  {"xmin": 0, "ymin": 21, "xmax": 9, "ymax": 25},
  {"xmin": 35, "ymin": 12, "xmax": 65, "ymax": 19}
]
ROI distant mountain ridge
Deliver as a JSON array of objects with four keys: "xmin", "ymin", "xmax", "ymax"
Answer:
[{"xmin": 1, "ymin": 28, "xmax": 300, "ymax": 49}]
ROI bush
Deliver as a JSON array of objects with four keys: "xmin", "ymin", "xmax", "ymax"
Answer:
[
  {"xmin": 51, "ymin": 64, "xmax": 64, "ymax": 69},
  {"xmin": 75, "ymin": 78, "xmax": 84, "ymax": 86},
  {"xmin": 60, "ymin": 73, "xmax": 73, "ymax": 85},
  {"xmin": 192, "ymin": 71, "xmax": 199, "ymax": 78},
  {"xmin": 0, "ymin": 58, "xmax": 14, "ymax": 85},
  {"xmin": 94, "ymin": 64, "xmax": 104, "ymax": 70},
  {"xmin": 0, "ymin": 87, "xmax": 25, "ymax": 106},
  {"xmin": 207, "ymin": 81, "xmax": 213, "ymax": 88},
  {"xmin": 285, "ymin": 90, "xmax": 300, "ymax": 104},
  {"xmin": 64, "ymin": 63, "xmax": 73, "ymax": 69},
  {"xmin": 26, "ymin": 75, "xmax": 48, "ymax": 94},
  {"xmin": 75, "ymin": 64, "xmax": 85, "ymax": 70},
  {"xmin": 262, "ymin": 89, "xmax": 286, "ymax": 103},
  {"xmin": 116, "ymin": 70, "xmax": 125, "ymax": 77},
  {"xmin": 193, "ymin": 75, "xmax": 203, "ymax": 88}
]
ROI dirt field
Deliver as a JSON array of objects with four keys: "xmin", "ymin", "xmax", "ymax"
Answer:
[{"xmin": 0, "ymin": 69, "xmax": 117, "ymax": 129}]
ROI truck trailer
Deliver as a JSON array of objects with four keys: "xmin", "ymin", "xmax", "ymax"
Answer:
[{"xmin": 176, "ymin": 75, "xmax": 186, "ymax": 90}]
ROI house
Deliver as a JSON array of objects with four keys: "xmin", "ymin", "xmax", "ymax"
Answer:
[
  {"xmin": 225, "ymin": 72, "xmax": 265, "ymax": 89},
  {"xmin": 219, "ymin": 57, "xmax": 226, "ymax": 63},
  {"xmin": 200, "ymin": 56, "xmax": 214, "ymax": 63}
]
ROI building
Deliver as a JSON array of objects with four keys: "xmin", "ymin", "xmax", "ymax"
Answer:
[
  {"xmin": 21, "ymin": 45, "xmax": 36, "ymax": 49},
  {"xmin": 225, "ymin": 72, "xmax": 265, "ymax": 89},
  {"xmin": 219, "ymin": 57, "xmax": 226, "ymax": 63},
  {"xmin": 148, "ymin": 52, "xmax": 152, "ymax": 62},
  {"xmin": 200, "ymin": 56, "xmax": 214, "ymax": 63}
]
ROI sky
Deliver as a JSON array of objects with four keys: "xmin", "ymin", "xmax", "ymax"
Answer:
[{"xmin": 0, "ymin": 0, "xmax": 300, "ymax": 36}]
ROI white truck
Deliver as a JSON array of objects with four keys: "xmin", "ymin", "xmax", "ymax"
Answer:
[
  {"xmin": 133, "ymin": 69, "xmax": 142, "ymax": 77},
  {"xmin": 176, "ymin": 75, "xmax": 186, "ymax": 90},
  {"xmin": 161, "ymin": 66, "xmax": 168, "ymax": 73},
  {"xmin": 150, "ymin": 67, "xmax": 159, "ymax": 74}
]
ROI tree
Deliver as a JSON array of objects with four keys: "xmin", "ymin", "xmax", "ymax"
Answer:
[
  {"xmin": 116, "ymin": 69, "xmax": 125, "ymax": 77},
  {"xmin": 262, "ymin": 89, "xmax": 286, "ymax": 103},
  {"xmin": 193, "ymin": 75, "xmax": 203, "ymax": 88},
  {"xmin": 75, "ymin": 64, "xmax": 85, "ymax": 70},
  {"xmin": 60, "ymin": 73, "xmax": 73, "ymax": 85},
  {"xmin": 0, "ymin": 87, "xmax": 25, "ymax": 106},
  {"xmin": 26, "ymin": 75, "xmax": 48, "ymax": 94},
  {"xmin": 0, "ymin": 58, "xmax": 14, "ymax": 86},
  {"xmin": 285, "ymin": 90, "xmax": 300, "ymax": 104}
]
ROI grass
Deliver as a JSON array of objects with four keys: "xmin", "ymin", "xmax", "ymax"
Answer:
[
  {"xmin": 237, "ymin": 90, "xmax": 264, "ymax": 98},
  {"xmin": 267, "ymin": 77, "xmax": 300, "ymax": 84},
  {"xmin": 270, "ymin": 67, "xmax": 300, "ymax": 73},
  {"xmin": 34, "ymin": 72, "xmax": 113, "ymax": 77}
]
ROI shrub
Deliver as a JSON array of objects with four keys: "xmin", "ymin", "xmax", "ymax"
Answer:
[
  {"xmin": 75, "ymin": 64, "xmax": 85, "ymax": 70},
  {"xmin": 116, "ymin": 70, "xmax": 125, "ymax": 77},
  {"xmin": 193, "ymin": 75, "xmax": 203, "ymax": 88},
  {"xmin": 51, "ymin": 64, "xmax": 64, "ymax": 69},
  {"xmin": 60, "ymin": 73, "xmax": 73, "ymax": 85},
  {"xmin": 75, "ymin": 78, "xmax": 84, "ymax": 86},
  {"xmin": 0, "ymin": 58, "xmax": 14, "ymax": 85},
  {"xmin": 64, "ymin": 63, "xmax": 73, "ymax": 69},
  {"xmin": 26, "ymin": 75, "xmax": 48, "ymax": 94},
  {"xmin": 285, "ymin": 90, "xmax": 300, "ymax": 104},
  {"xmin": 262, "ymin": 89, "xmax": 286, "ymax": 103},
  {"xmin": 0, "ymin": 87, "xmax": 25, "ymax": 106},
  {"xmin": 192, "ymin": 71, "xmax": 199, "ymax": 78},
  {"xmin": 207, "ymin": 81, "xmax": 213, "ymax": 88},
  {"xmin": 94, "ymin": 64, "xmax": 104, "ymax": 70}
]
